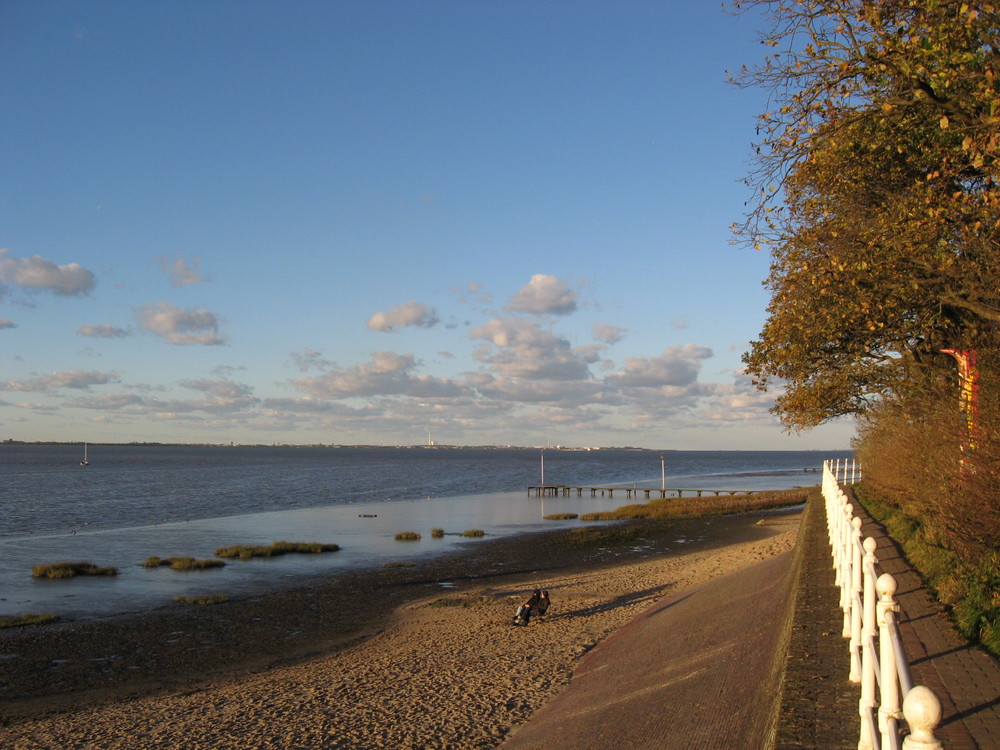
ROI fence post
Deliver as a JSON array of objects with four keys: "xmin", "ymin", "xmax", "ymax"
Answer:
[
  {"xmin": 849, "ymin": 516, "xmax": 864, "ymax": 683},
  {"xmin": 877, "ymin": 573, "xmax": 903, "ymax": 747},
  {"xmin": 901, "ymin": 685, "xmax": 944, "ymax": 750},
  {"xmin": 859, "ymin": 536, "xmax": 879, "ymax": 750},
  {"xmin": 841, "ymin": 501, "xmax": 854, "ymax": 638}
]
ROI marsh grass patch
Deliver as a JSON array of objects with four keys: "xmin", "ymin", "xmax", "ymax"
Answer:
[
  {"xmin": 578, "ymin": 490, "xmax": 808, "ymax": 522},
  {"xmin": 460, "ymin": 529, "xmax": 485, "ymax": 537},
  {"xmin": 31, "ymin": 562, "xmax": 118, "ymax": 579},
  {"xmin": 214, "ymin": 541, "xmax": 340, "ymax": 560},
  {"xmin": 144, "ymin": 556, "xmax": 226, "ymax": 571},
  {"xmin": 543, "ymin": 512, "xmax": 578, "ymax": 520},
  {"xmin": 395, "ymin": 531, "xmax": 421, "ymax": 541}
]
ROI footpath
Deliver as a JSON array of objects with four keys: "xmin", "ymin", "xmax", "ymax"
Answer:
[
  {"xmin": 503, "ymin": 494, "xmax": 1000, "ymax": 750},
  {"xmin": 849, "ymin": 497, "xmax": 1000, "ymax": 750}
]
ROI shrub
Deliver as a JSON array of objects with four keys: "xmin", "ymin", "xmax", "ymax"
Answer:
[
  {"xmin": 395, "ymin": 531, "xmax": 421, "ymax": 541},
  {"xmin": 0, "ymin": 613, "xmax": 60, "ymax": 628},
  {"xmin": 460, "ymin": 529, "xmax": 485, "ymax": 537},
  {"xmin": 856, "ymin": 484, "xmax": 1000, "ymax": 658},
  {"xmin": 31, "ymin": 562, "xmax": 118, "ymax": 579},
  {"xmin": 431, "ymin": 528, "xmax": 445, "ymax": 538}
]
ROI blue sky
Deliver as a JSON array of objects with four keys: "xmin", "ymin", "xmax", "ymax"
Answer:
[{"xmin": 0, "ymin": 1, "xmax": 855, "ymax": 450}]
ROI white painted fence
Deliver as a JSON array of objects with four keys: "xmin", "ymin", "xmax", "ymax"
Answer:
[{"xmin": 822, "ymin": 460, "xmax": 945, "ymax": 750}]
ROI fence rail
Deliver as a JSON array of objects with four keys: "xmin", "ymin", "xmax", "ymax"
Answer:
[{"xmin": 822, "ymin": 460, "xmax": 944, "ymax": 750}]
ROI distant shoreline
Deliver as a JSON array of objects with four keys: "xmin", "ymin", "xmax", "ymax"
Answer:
[{"xmin": 1, "ymin": 440, "xmax": 850, "ymax": 452}]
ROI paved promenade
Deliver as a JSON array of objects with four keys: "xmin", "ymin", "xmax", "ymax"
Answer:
[
  {"xmin": 503, "ymin": 493, "xmax": 1000, "ymax": 749},
  {"xmin": 849, "ymin": 498, "xmax": 1000, "ymax": 750}
]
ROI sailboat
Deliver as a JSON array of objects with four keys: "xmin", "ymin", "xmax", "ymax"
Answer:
[{"xmin": 80, "ymin": 442, "xmax": 89, "ymax": 466}]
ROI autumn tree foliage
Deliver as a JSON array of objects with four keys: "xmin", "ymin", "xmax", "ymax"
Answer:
[
  {"xmin": 735, "ymin": 0, "xmax": 1000, "ymax": 426},
  {"xmin": 734, "ymin": 1, "xmax": 1000, "ymax": 651}
]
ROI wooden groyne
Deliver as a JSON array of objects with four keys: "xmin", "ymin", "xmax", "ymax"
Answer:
[{"xmin": 528, "ymin": 485, "xmax": 762, "ymax": 499}]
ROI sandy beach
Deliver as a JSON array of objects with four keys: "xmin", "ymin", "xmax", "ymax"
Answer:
[{"xmin": 2, "ymin": 510, "xmax": 800, "ymax": 749}]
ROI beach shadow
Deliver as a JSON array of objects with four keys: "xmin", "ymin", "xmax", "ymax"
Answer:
[{"xmin": 544, "ymin": 582, "xmax": 675, "ymax": 621}]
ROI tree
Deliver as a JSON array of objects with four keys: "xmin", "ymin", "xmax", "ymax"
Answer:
[{"xmin": 734, "ymin": 0, "xmax": 1000, "ymax": 428}]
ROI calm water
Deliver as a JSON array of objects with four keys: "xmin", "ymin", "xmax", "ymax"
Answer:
[{"xmin": 0, "ymin": 445, "xmax": 851, "ymax": 620}]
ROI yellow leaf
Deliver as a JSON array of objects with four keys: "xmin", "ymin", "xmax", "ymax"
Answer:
[{"xmin": 940, "ymin": 115, "xmax": 950, "ymax": 129}]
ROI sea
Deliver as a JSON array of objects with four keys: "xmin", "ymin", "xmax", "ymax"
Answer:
[{"xmin": 0, "ymin": 445, "xmax": 853, "ymax": 621}]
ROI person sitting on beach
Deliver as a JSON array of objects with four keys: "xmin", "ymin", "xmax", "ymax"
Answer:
[
  {"xmin": 535, "ymin": 590, "xmax": 551, "ymax": 618},
  {"xmin": 514, "ymin": 589, "xmax": 542, "ymax": 626}
]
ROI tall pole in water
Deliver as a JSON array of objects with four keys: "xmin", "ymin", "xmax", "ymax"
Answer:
[
  {"xmin": 660, "ymin": 453, "xmax": 665, "ymax": 491},
  {"xmin": 540, "ymin": 449, "xmax": 545, "ymax": 487}
]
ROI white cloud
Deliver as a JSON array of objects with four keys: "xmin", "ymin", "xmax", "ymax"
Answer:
[
  {"xmin": 261, "ymin": 397, "xmax": 339, "ymax": 414},
  {"xmin": 292, "ymin": 351, "xmax": 466, "ymax": 399},
  {"xmin": 0, "ymin": 370, "xmax": 120, "ymax": 392},
  {"xmin": 367, "ymin": 301, "xmax": 440, "ymax": 332},
  {"xmin": 78, "ymin": 324, "xmax": 130, "ymax": 338},
  {"xmin": 606, "ymin": 344, "xmax": 713, "ymax": 388},
  {"xmin": 67, "ymin": 393, "xmax": 146, "ymax": 410},
  {"xmin": 135, "ymin": 302, "xmax": 227, "ymax": 345},
  {"xmin": 0, "ymin": 319, "xmax": 14, "ymax": 329},
  {"xmin": 290, "ymin": 348, "xmax": 334, "ymax": 372},
  {"xmin": 157, "ymin": 256, "xmax": 206, "ymax": 287},
  {"xmin": 452, "ymin": 282, "xmax": 493, "ymax": 308},
  {"xmin": 15, "ymin": 401, "xmax": 58, "ymax": 411},
  {"xmin": 470, "ymin": 318, "xmax": 593, "ymax": 380},
  {"xmin": 593, "ymin": 323, "xmax": 625, "ymax": 344},
  {"xmin": 0, "ymin": 249, "xmax": 96, "ymax": 295},
  {"xmin": 475, "ymin": 376, "xmax": 605, "ymax": 404},
  {"xmin": 176, "ymin": 379, "xmax": 258, "ymax": 413},
  {"xmin": 180, "ymin": 379, "xmax": 254, "ymax": 400},
  {"xmin": 66, "ymin": 381, "xmax": 258, "ymax": 417},
  {"xmin": 506, "ymin": 274, "xmax": 578, "ymax": 316}
]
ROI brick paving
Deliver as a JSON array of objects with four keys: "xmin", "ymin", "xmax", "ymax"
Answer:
[
  {"xmin": 502, "ymin": 493, "xmax": 1000, "ymax": 749},
  {"xmin": 849, "ymin": 496, "xmax": 1000, "ymax": 750},
  {"xmin": 772, "ymin": 496, "xmax": 858, "ymax": 750}
]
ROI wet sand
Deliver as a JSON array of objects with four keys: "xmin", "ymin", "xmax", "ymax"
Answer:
[{"xmin": 2, "ymin": 510, "xmax": 801, "ymax": 749}]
